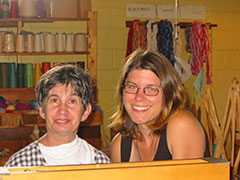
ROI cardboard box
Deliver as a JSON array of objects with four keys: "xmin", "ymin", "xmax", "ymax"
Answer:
[
  {"xmin": 79, "ymin": 0, "xmax": 91, "ymax": 19},
  {"xmin": 46, "ymin": 0, "xmax": 91, "ymax": 19},
  {"xmin": 47, "ymin": 0, "xmax": 77, "ymax": 18}
]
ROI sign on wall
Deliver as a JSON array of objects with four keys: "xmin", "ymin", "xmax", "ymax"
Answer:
[
  {"xmin": 180, "ymin": 5, "xmax": 206, "ymax": 19},
  {"xmin": 156, "ymin": 4, "xmax": 177, "ymax": 19},
  {"xmin": 126, "ymin": 3, "xmax": 206, "ymax": 20},
  {"xmin": 126, "ymin": 4, "xmax": 157, "ymax": 18}
]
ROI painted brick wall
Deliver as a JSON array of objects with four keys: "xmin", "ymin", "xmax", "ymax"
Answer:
[{"xmin": 92, "ymin": 0, "xmax": 240, "ymax": 147}]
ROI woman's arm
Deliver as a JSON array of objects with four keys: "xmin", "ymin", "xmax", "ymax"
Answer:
[
  {"xmin": 110, "ymin": 133, "xmax": 122, "ymax": 163},
  {"xmin": 167, "ymin": 110, "xmax": 206, "ymax": 159}
]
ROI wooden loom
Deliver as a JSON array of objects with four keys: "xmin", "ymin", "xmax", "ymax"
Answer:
[
  {"xmin": 0, "ymin": 158, "xmax": 229, "ymax": 180},
  {"xmin": 202, "ymin": 78, "xmax": 240, "ymax": 177}
]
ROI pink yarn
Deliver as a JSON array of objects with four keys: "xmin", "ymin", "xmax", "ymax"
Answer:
[{"xmin": 15, "ymin": 102, "xmax": 32, "ymax": 110}]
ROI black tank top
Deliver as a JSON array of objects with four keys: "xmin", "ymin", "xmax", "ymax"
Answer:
[
  {"xmin": 121, "ymin": 129, "xmax": 172, "ymax": 162},
  {"xmin": 121, "ymin": 129, "xmax": 210, "ymax": 162}
]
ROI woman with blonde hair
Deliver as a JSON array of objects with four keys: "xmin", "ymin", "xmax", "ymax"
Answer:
[{"xmin": 110, "ymin": 49, "xmax": 209, "ymax": 162}]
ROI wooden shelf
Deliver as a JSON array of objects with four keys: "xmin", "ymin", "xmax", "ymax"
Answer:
[
  {"xmin": 0, "ymin": 17, "xmax": 89, "ymax": 22},
  {"xmin": 0, "ymin": 17, "xmax": 89, "ymax": 27},
  {"xmin": 0, "ymin": 88, "xmax": 36, "ymax": 105},
  {"xmin": 0, "ymin": 52, "xmax": 88, "ymax": 56},
  {"xmin": 0, "ymin": 110, "xmax": 38, "ymax": 115},
  {"xmin": 0, "ymin": 87, "xmax": 35, "ymax": 91}
]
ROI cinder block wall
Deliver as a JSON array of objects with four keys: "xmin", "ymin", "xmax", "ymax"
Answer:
[
  {"xmin": 92, "ymin": 0, "xmax": 240, "ymax": 146},
  {"xmin": 8, "ymin": 0, "xmax": 238, "ymax": 148}
]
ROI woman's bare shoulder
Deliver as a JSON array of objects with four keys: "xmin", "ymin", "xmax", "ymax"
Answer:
[
  {"xmin": 167, "ymin": 110, "xmax": 205, "ymax": 159},
  {"xmin": 167, "ymin": 110, "xmax": 200, "ymax": 129}
]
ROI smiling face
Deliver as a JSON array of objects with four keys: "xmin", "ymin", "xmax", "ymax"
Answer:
[
  {"xmin": 39, "ymin": 84, "xmax": 91, "ymax": 143},
  {"xmin": 123, "ymin": 69, "xmax": 164, "ymax": 125}
]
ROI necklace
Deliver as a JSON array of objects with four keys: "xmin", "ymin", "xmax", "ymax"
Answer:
[{"xmin": 135, "ymin": 135, "xmax": 160, "ymax": 161}]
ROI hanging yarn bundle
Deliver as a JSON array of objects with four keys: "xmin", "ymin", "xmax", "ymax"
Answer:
[
  {"xmin": 190, "ymin": 20, "xmax": 211, "ymax": 84},
  {"xmin": 146, "ymin": 20, "xmax": 158, "ymax": 51},
  {"xmin": 126, "ymin": 20, "xmax": 147, "ymax": 57},
  {"xmin": 157, "ymin": 20, "xmax": 175, "ymax": 66}
]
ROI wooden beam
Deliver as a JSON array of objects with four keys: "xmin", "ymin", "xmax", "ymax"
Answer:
[
  {"xmin": 125, "ymin": 20, "xmax": 218, "ymax": 29},
  {"xmin": 0, "ymin": 158, "xmax": 230, "ymax": 180}
]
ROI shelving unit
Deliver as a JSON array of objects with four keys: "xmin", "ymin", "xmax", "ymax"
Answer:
[
  {"xmin": 0, "ymin": 11, "xmax": 101, "ymax": 153},
  {"xmin": 0, "ymin": 10, "xmax": 98, "ymax": 106},
  {"xmin": 0, "ymin": 11, "xmax": 97, "ymax": 85}
]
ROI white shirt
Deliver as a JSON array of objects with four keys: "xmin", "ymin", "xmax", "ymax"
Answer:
[{"xmin": 39, "ymin": 136, "xmax": 95, "ymax": 165}]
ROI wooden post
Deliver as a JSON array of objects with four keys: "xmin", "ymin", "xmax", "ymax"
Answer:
[
  {"xmin": 87, "ymin": 11, "xmax": 98, "ymax": 103},
  {"xmin": 87, "ymin": 11, "xmax": 97, "ymax": 85}
]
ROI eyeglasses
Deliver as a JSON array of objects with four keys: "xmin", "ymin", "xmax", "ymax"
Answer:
[{"xmin": 123, "ymin": 84, "xmax": 163, "ymax": 96}]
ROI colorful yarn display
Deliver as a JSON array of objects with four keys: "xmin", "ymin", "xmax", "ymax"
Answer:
[
  {"xmin": 126, "ymin": 19, "xmax": 175, "ymax": 66},
  {"xmin": 0, "ymin": 96, "xmax": 36, "ymax": 111}
]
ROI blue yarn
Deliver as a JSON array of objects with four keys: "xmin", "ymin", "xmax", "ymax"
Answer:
[
  {"xmin": 157, "ymin": 20, "xmax": 175, "ymax": 66},
  {"xmin": 29, "ymin": 100, "xmax": 38, "ymax": 110},
  {"xmin": 0, "ymin": 96, "xmax": 6, "ymax": 104}
]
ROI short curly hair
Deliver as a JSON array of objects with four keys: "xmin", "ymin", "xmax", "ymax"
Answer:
[{"xmin": 36, "ymin": 65, "xmax": 93, "ymax": 113}]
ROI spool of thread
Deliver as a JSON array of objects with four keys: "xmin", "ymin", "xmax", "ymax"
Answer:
[
  {"xmin": 74, "ymin": 33, "xmax": 88, "ymax": 52},
  {"xmin": 44, "ymin": 33, "xmax": 56, "ymax": 52},
  {"xmin": 65, "ymin": 34, "xmax": 73, "ymax": 52},
  {"xmin": 1, "ymin": 0, "xmax": 10, "ymax": 19},
  {"xmin": 34, "ymin": 33, "xmax": 42, "ymax": 52},
  {"xmin": 62, "ymin": 33, "xmax": 66, "ymax": 51},
  {"xmin": 42, "ymin": 62, "xmax": 51, "ymax": 74},
  {"xmin": 8, "ymin": 63, "xmax": 17, "ymax": 88},
  {"xmin": 24, "ymin": 64, "xmax": 34, "ymax": 88},
  {"xmin": 10, "ymin": 0, "xmax": 18, "ymax": 18},
  {"xmin": 3, "ymin": 32, "xmax": 15, "ymax": 52},
  {"xmin": 16, "ymin": 34, "xmax": 25, "ymax": 52},
  {"xmin": 39, "ymin": 32, "xmax": 50, "ymax": 52},
  {"xmin": 1, "ymin": 63, "xmax": 8, "ymax": 88},
  {"xmin": 17, "ymin": 63, "xmax": 25, "ymax": 88},
  {"xmin": 56, "ymin": 33, "xmax": 65, "ymax": 52},
  {"xmin": 34, "ymin": 63, "xmax": 42, "ymax": 86},
  {"xmin": 26, "ymin": 34, "xmax": 34, "ymax": 52}
]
